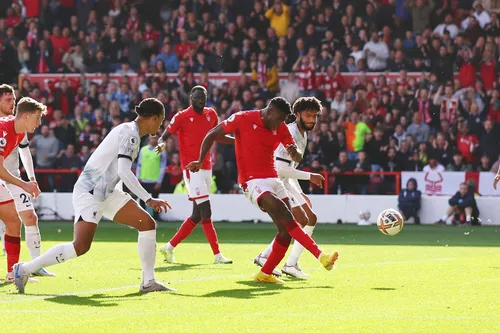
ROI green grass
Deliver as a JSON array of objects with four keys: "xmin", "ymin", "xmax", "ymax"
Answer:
[{"xmin": 1, "ymin": 222, "xmax": 500, "ymax": 332}]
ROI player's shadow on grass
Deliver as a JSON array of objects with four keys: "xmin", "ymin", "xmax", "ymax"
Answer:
[
  {"xmin": 173, "ymin": 281, "xmax": 334, "ymax": 299},
  {"xmin": 42, "ymin": 292, "xmax": 145, "ymax": 307},
  {"xmin": 152, "ymin": 263, "xmax": 224, "ymax": 273}
]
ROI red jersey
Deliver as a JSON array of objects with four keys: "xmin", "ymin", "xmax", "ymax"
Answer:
[
  {"xmin": 167, "ymin": 106, "xmax": 218, "ymax": 170},
  {"xmin": 0, "ymin": 116, "xmax": 27, "ymax": 158},
  {"xmin": 456, "ymin": 134, "xmax": 478, "ymax": 163},
  {"xmin": 480, "ymin": 60, "xmax": 497, "ymax": 90},
  {"xmin": 221, "ymin": 110, "xmax": 294, "ymax": 184}
]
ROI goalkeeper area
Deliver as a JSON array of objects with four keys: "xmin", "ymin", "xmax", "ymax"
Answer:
[{"xmin": 0, "ymin": 222, "xmax": 499, "ymax": 332}]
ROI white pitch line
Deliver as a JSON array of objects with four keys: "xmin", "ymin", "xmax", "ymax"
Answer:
[{"xmin": 0, "ymin": 257, "xmax": 457, "ymax": 303}]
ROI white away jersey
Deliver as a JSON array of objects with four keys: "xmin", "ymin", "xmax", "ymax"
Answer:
[
  {"xmin": 75, "ymin": 121, "xmax": 140, "ymax": 200},
  {"xmin": 274, "ymin": 122, "xmax": 307, "ymax": 170},
  {"xmin": 4, "ymin": 135, "xmax": 28, "ymax": 178}
]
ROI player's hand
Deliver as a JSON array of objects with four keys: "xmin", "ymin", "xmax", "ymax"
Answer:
[
  {"xmin": 146, "ymin": 198, "xmax": 172, "ymax": 213},
  {"xmin": 309, "ymin": 173, "xmax": 325, "ymax": 189},
  {"xmin": 155, "ymin": 142, "xmax": 166, "ymax": 154},
  {"xmin": 185, "ymin": 161, "xmax": 202, "ymax": 172},
  {"xmin": 22, "ymin": 181, "xmax": 40, "ymax": 198},
  {"xmin": 494, "ymin": 173, "xmax": 500, "ymax": 190}
]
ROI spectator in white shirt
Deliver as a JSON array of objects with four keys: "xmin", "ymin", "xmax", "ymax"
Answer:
[
  {"xmin": 280, "ymin": 72, "xmax": 300, "ymax": 103},
  {"xmin": 330, "ymin": 90, "xmax": 346, "ymax": 113},
  {"xmin": 363, "ymin": 31, "xmax": 389, "ymax": 71},
  {"xmin": 461, "ymin": 2, "xmax": 491, "ymax": 30},
  {"xmin": 423, "ymin": 155, "xmax": 445, "ymax": 172},
  {"xmin": 434, "ymin": 14, "xmax": 460, "ymax": 39}
]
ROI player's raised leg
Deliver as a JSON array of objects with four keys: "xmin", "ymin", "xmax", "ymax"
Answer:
[
  {"xmin": 255, "ymin": 193, "xmax": 338, "ymax": 283},
  {"xmin": 113, "ymin": 199, "xmax": 175, "ymax": 292},
  {"xmin": 282, "ymin": 197, "xmax": 317, "ymax": 278}
]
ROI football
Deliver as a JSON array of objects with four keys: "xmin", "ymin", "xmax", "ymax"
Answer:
[{"xmin": 377, "ymin": 208, "xmax": 404, "ymax": 236}]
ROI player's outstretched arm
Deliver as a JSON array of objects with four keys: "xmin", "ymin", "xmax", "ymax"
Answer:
[
  {"xmin": 117, "ymin": 156, "xmax": 171, "ymax": 212},
  {"xmin": 286, "ymin": 144, "xmax": 303, "ymax": 163},
  {"xmin": 186, "ymin": 124, "xmax": 226, "ymax": 172},
  {"xmin": 155, "ymin": 130, "xmax": 172, "ymax": 154}
]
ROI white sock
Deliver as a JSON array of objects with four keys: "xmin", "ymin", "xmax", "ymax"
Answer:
[
  {"xmin": 466, "ymin": 215, "xmax": 471, "ymax": 223},
  {"xmin": 441, "ymin": 215, "xmax": 449, "ymax": 222},
  {"xmin": 165, "ymin": 241, "xmax": 174, "ymax": 251},
  {"xmin": 25, "ymin": 225, "xmax": 41, "ymax": 259},
  {"xmin": 138, "ymin": 230, "xmax": 157, "ymax": 285},
  {"xmin": 261, "ymin": 240, "xmax": 274, "ymax": 258},
  {"xmin": 286, "ymin": 225, "xmax": 315, "ymax": 266},
  {"xmin": 24, "ymin": 242, "xmax": 77, "ymax": 273}
]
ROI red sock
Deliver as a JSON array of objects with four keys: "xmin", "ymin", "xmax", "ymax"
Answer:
[
  {"xmin": 169, "ymin": 218, "xmax": 197, "ymax": 247},
  {"xmin": 201, "ymin": 219, "xmax": 220, "ymax": 255},
  {"xmin": 285, "ymin": 221, "xmax": 322, "ymax": 258},
  {"xmin": 4, "ymin": 234, "xmax": 21, "ymax": 273},
  {"xmin": 261, "ymin": 234, "xmax": 291, "ymax": 275}
]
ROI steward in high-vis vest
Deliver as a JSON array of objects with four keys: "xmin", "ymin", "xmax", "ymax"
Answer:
[{"xmin": 136, "ymin": 135, "xmax": 167, "ymax": 218}]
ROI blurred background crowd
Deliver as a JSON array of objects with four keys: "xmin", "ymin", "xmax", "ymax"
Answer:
[{"xmin": 1, "ymin": 0, "xmax": 500, "ymax": 195}]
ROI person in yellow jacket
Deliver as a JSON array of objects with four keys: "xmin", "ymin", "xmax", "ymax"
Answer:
[
  {"xmin": 265, "ymin": 0, "xmax": 290, "ymax": 38},
  {"xmin": 252, "ymin": 52, "xmax": 279, "ymax": 93}
]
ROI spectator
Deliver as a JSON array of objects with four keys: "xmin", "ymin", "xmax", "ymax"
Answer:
[
  {"xmin": 398, "ymin": 178, "xmax": 421, "ymax": 224},
  {"xmin": 433, "ymin": 14, "xmax": 460, "ymax": 39},
  {"xmin": 456, "ymin": 122, "xmax": 479, "ymax": 163},
  {"xmin": 423, "ymin": 153, "xmax": 445, "ymax": 172},
  {"xmin": 280, "ymin": 72, "xmax": 300, "ymax": 103},
  {"xmin": 151, "ymin": 44, "xmax": 179, "ymax": 73},
  {"xmin": 477, "ymin": 155, "xmax": 492, "ymax": 172},
  {"xmin": 265, "ymin": 0, "xmax": 290, "ymax": 38},
  {"xmin": 339, "ymin": 111, "xmax": 372, "ymax": 160},
  {"xmin": 32, "ymin": 125, "xmax": 60, "ymax": 169},
  {"xmin": 363, "ymin": 31, "xmax": 389, "ymax": 72},
  {"xmin": 406, "ymin": 112, "xmax": 430, "ymax": 143},
  {"xmin": 446, "ymin": 151, "xmax": 473, "ymax": 171},
  {"xmin": 434, "ymin": 182, "xmax": 479, "ymax": 225},
  {"xmin": 56, "ymin": 144, "xmax": 83, "ymax": 192},
  {"xmin": 432, "ymin": 132, "xmax": 452, "ymax": 166},
  {"xmin": 480, "ymin": 120, "xmax": 500, "ymax": 162}
]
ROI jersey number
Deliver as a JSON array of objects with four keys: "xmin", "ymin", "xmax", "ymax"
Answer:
[{"xmin": 20, "ymin": 193, "xmax": 31, "ymax": 204}]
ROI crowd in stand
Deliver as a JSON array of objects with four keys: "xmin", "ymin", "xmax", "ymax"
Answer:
[{"xmin": 1, "ymin": 0, "xmax": 500, "ymax": 194}]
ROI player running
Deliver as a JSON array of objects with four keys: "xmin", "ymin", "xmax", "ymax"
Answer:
[
  {"xmin": 13, "ymin": 98, "xmax": 173, "ymax": 294},
  {"xmin": 186, "ymin": 97, "xmax": 339, "ymax": 284},
  {"xmin": 156, "ymin": 86, "xmax": 232, "ymax": 264},
  {"xmin": 0, "ymin": 97, "xmax": 44, "ymax": 285},
  {"xmin": 254, "ymin": 97, "xmax": 324, "ymax": 278},
  {"xmin": 0, "ymin": 85, "xmax": 54, "ymax": 283}
]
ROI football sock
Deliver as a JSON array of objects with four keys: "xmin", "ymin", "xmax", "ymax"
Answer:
[
  {"xmin": 25, "ymin": 225, "xmax": 41, "ymax": 259},
  {"xmin": 285, "ymin": 221, "xmax": 322, "ymax": 259},
  {"xmin": 261, "ymin": 240, "xmax": 274, "ymax": 258},
  {"xmin": 138, "ymin": 230, "xmax": 156, "ymax": 284},
  {"xmin": 286, "ymin": 225, "xmax": 315, "ymax": 266},
  {"xmin": 201, "ymin": 219, "xmax": 220, "ymax": 255},
  {"xmin": 5, "ymin": 235, "xmax": 20, "ymax": 273},
  {"xmin": 261, "ymin": 234, "xmax": 290, "ymax": 275},
  {"xmin": 168, "ymin": 217, "xmax": 197, "ymax": 248},
  {"xmin": 466, "ymin": 215, "xmax": 471, "ymax": 223},
  {"xmin": 23, "ymin": 242, "xmax": 77, "ymax": 273},
  {"xmin": 441, "ymin": 215, "xmax": 449, "ymax": 222}
]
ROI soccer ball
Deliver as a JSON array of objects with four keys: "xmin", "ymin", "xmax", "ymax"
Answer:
[{"xmin": 377, "ymin": 209, "xmax": 404, "ymax": 236}]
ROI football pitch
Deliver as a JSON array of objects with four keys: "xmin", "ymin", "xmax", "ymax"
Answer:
[{"xmin": 1, "ymin": 221, "xmax": 499, "ymax": 333}]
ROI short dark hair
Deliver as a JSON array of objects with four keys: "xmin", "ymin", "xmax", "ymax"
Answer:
[
  {"xmin": 269, "ymin": 97, "xmax": 292, "ymax": 115},
  {"xmin": 0, "ymin": 84, "xmax": 15, "ymax": 98},
  {"xmin": 191, "ymin": 85, "xmax": 207, "ymax": 95},
  {"xmin": 134, "ymin": 98, "xmax": 164, "ymax": 117},
  {"xmin": 16, "ymin": 97, "xmax": 47, "ymax": 115},
  {"xmin": 292, "ymin": 97, "xmax": 322, "ymax": 114}
]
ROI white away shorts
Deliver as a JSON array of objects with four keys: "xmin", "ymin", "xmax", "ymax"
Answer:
[
  {"xmin": 6, "ymin": 183, "xmax": 34, "ymax": 212},
  {"xmin": 241, "ymin": 178, "xmax": 289, "ymax": 211},
  {"xmin": 183, "ymin": 169, "xmax": 212, "ymax": 203},
  {"xmin": 0, "ymin": 181, "xmax": 14, "ymax": 206},
  {"xmin": 282, "ymin": 178, "xmax": 307, "ymax": 208},
  {"xmin": 73, "ymin": 188, "xmax": 132, "ymax": 224}
]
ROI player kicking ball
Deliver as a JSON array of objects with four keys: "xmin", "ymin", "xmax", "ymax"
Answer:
[
  {"xmin": 254, "ymin": 97, "xmax": 324, "ymax": 278},
  {"xmin": 156, "ymin": 86, "xmax": 232, "ymax": 265},
  {"xmin": 186, "ymin": 97, "xmax": 338, "ymax": 284},
  {"xmin": 0, "ymin": 85, "xmax": 54, "ymax": 285},
  {"xmin": 0, "ymin": 97, "xmax": 44, "ymax": 285},
  {"xmin": 14, "ymin": 98, "xmax": 174, "ymax": 294}
]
